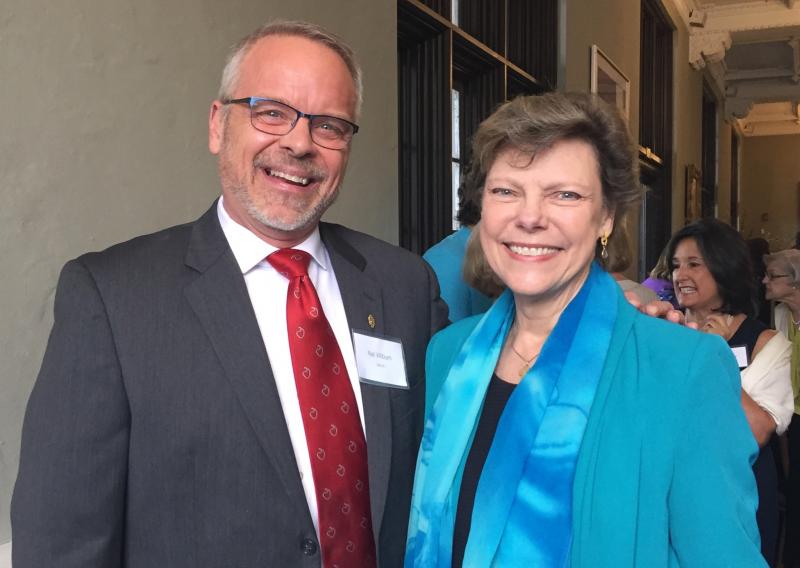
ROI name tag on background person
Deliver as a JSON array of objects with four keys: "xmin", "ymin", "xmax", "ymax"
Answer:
[
  {"xmin": 730, "ymin": 345, "xmax": 749, "ymax": 368},
  {"xmin": 352, "ymin": 330, "xmax": 408, "ymax": 389}
]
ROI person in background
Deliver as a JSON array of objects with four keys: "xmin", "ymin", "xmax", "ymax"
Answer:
[
  {"xmin": 667, "ymin": 219, "xmax": 793, "ymax": 566},
  {"xmin": 423, "ymin": 186, "xmax": 494, "ymax": 322},
  {"xmin": 763, "ymin": 248, "xmax": 800, "ymax": 568},
  {"xmin": 406, "ymin": 92, "xmax": 764, "ymax": 567},
  {"xmin": 642, "ymin": 244, "xmax": 678, "ymax": 307}
]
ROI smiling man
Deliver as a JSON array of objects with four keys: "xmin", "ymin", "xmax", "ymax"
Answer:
[{"xmin": 12, "ymin": 21, "xmax": 448, "ymax": 568}]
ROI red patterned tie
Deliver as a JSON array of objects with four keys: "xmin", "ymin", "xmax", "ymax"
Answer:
[{"xmin": 267, "ymin": 248, "xmax": 376, "ymax": 568}]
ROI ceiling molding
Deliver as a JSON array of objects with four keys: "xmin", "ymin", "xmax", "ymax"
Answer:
[
  {"xmin": 700, "ymin": 2, "xmax": 800, "ymax": 34},
  {"xmin": 659, "ymin": 0, "xmax": 700, "ymax": 30},
  {"xmin": 689, "ymin": 30, "xmax": 732, "ymax": 69}
]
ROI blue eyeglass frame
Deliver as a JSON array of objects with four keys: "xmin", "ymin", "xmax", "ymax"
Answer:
[{"xmin": 222, "ymin": 96, "xmax": 359, "ymax": 139}]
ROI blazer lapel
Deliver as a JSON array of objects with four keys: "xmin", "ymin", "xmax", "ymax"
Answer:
[
  {"xmin": 571, "ymin": 293, "xmax": 638, "ymax": 565},
  {"xmin": 183, "ymin": 203, "xmax": 311, "ymax": 526},
  {"xmin": 320, "ymin": 223, "xmax": 393, "ymax": 539}
]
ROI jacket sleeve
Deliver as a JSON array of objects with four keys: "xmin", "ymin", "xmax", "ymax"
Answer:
[
  {"xmin": 668, "ymin": 336, "xmax": 767, "ymax": 567},
  {"xmin": 11, "ymin": 259, "xmax": 129, "ymax": 567}
]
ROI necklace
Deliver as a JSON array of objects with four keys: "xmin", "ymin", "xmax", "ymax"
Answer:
[{"xmin": 510, "ymin": 343, "xmax": 541, "ymax": 379}]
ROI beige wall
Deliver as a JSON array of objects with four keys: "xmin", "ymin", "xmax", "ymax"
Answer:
[
  {"xmin": 660, "ymin": 1, "xmax": 704, "ymax": 231},
  {"xmin": 561, "ymin": 0, "xmax": 642, "ymax": 277},
  {"xmin": 562, "ymin": 0, "xmax": 641, "ymax": 139},
  {"xmin": 0, "ymin": 0, "xmax": 396, "ymax": 544},
  {"xmin": 740, "ymin": 135, "xmax": 800, "ymax": 249}
]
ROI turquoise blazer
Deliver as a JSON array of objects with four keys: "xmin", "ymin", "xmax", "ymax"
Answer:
[{"xmin": 423, "ymin": 289, "xmax": 766, "ymax": 567}]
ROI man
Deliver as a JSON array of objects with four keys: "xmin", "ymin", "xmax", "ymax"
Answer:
[{"xmin": 12, "ymin": 21, "xmax": 448, "ymax": 567}]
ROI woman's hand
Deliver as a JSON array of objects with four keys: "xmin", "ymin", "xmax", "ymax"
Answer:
[
  {"xmin": 700, "ymin": 313, "xmax": 735, "ymax": 340},
  {"xmin": 624, "ymin": 292, "xmax": 698, "ymax": 328}
]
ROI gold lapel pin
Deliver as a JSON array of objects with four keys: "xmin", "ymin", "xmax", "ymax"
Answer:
[{"xmin": 367, "ymin": 314, "xmax": 376, "ymax": 329}]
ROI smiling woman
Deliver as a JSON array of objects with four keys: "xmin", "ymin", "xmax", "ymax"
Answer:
[
  {"xmin": 666, "ymin": 218, "xmax": 793, "ymax": 565},
  {"xmin": 405, "ymin": 92, "xmax": 767, "ymax": 567}
]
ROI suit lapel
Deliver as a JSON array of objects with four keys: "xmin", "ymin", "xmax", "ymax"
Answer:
[
  {"xmin": 183, "ymin": 204, "xmax": 312, "ymax": 526},
  {"xmin": 320, "ymin": 223, "xmax": 393, "ymax": 540}
]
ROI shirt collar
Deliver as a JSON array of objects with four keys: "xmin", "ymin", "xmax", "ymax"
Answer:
[{"xmin": 216, "ymin": 197, "xmax": 329, "ymax": 274}]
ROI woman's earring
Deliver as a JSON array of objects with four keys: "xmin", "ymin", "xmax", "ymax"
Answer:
[{"xmin": 600, "ymin": 234, "xmax": 609, "ymax": 260}]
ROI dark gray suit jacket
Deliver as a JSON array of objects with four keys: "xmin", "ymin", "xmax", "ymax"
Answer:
[{"xmin": 11, "ymin": 203, "xmax": 449, "ymax": 567}]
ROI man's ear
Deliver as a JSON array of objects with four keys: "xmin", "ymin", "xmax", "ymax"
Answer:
[{"xmin": 208, "ymin": 100, "xmax": 224, "ymax": 155}]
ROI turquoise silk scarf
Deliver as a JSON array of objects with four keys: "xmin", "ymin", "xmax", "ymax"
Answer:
[{"xmin": 406, "ymin": 263, "xmax": 618, "ymax": 567}]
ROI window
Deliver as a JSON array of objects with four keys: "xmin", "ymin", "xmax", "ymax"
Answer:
[
  {"xmin": 701, "ymin": 84, "xmax": 718, "ymax": 219},
  {"xmin": 638, "ymin": 0, "xmax": 674, "ymax": 278},
  {"xmin": 397, "ymin": 0, "xmax": 557, "ymax": 253}
]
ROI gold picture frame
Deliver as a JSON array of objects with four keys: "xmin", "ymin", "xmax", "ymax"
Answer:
[{"xmin": 685, "ymin": 164, "xmax": 702, "ymax": 222}]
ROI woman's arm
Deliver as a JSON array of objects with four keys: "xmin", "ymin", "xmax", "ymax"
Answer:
[
  {"xmin": 740, "ymin": 329, "xmax": 794, "ymax": 438},
  {"xmin": 740, "ymin": 389, "xmax": 777, "ymax": 446}
]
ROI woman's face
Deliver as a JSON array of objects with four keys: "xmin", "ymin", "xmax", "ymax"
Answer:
[
  {"xmin": 479, "ymin": 139, "xmax": 613, "ymax": 304},
  {"xmin": 763, "ymin": 264, "xmax": 796, "ymax": 302},
  {"xmin": 672, "ymin": 237, "xmax": 722, "ymax": 312}
]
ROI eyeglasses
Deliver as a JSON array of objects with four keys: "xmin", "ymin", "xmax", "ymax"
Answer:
[
  {"xmin": 222, "ymin": 97, "xmax": 359, "ymax": 150},
  {"xmin": 765, "ymin": 272, "xmax": 790, "ymax": 280}
]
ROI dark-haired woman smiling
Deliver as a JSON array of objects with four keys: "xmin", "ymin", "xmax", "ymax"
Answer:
[{"xmin": 667, "ymin": 219, "xmax": 793, "ymax": 566}]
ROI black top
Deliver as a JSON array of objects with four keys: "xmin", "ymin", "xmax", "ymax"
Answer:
[
  {"xmin": 452, "ymin": 374, "xmax": 517, "ymax": 568},
  {"xmin": 728, "ymin": 316, "xmax": 769, "ymax": 366}
]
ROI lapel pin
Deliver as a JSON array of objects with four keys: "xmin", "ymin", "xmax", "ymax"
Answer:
[{"xmin": 367, "ymin": 314, "xmax": 376, "ymax": 329}]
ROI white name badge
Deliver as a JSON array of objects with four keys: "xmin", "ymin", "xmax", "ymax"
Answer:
[
  {"xmin": 731, "ymin": 345, "xmax": 749, "ymax": 368},
  {"xmin": 352, "ymin": 330, "xmax": 409, "ymax": 389}
]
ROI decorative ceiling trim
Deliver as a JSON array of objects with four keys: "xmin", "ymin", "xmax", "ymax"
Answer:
[
  {"xmin": 690, "ymin": 31, "xmax": 732, "ymax": 69},
  {"xmin": 700, "ymin": 2, "xmax": 800, "ymax": 34},
  {"xmin": 791, "ymin": 37, "xmax": 800, "ymax": 82}
]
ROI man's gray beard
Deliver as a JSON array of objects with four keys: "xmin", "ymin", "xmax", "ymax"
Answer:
[{"xmin": 235, "ymin": 180, "xmax": 339, "ymax": 233}]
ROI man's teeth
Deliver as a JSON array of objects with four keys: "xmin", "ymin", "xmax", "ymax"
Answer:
[
  {"xmin": 509, "ymin": 245, "xmax": 558, "ymax": 257},
  {"xmin": 268, "ymin": 169, "xmax": 310, "ymax": 185}
]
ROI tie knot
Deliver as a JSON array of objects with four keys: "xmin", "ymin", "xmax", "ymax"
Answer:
[{"xmin": 267, "ymin": 248, "xmax": 311, "ymax": 279}]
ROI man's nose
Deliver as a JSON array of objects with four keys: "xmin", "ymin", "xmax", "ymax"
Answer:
[{"xmin": 279, "ymin": 117, "xmax": 316, "ymax": 156}]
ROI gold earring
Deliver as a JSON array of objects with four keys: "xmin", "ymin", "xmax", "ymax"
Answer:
[{"xmin": 600, "ymin": 234, "xmax": 609, "ymax": 260}]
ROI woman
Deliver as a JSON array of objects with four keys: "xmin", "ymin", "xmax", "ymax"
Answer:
[
  {"xmin": 667, "ymin": 220, "xmax": 793, "ymax": 566},
  {"xmin": 763, "ymin": 249, "xmax": 800, "ymax": 567},
  {"xmin": 642, "ymin": 244, "xmax": 678, "ymax": 307},
  {"xmin": 405, "ymin": 93, "xmax": 764, "ymax": 567}
]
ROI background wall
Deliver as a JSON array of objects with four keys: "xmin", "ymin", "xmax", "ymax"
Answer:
[
  {"xmin": 660, "ymin": 0, "xmax": 704, "ymax": 232},
  {"xmin": 0, "ymin": 0, "xmax": 396, "ymax": 544},
  {"xmin": 740, "ymin": 134, "xmax": 800, "ymax": 249},
  {"xmin": 561, "ymin": 0, "xmax": 642, "ymax": 277},
  {"xmin": 562, "ymin": 0, "xmax": 641, "ymax": 140}
]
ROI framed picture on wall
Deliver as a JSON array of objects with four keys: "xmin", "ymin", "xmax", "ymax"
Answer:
[
  {"xmin": 685, "ymin": 164, "xmax": 702, "ymax": 222},
  {"xmin": 590, "ymin": 45, "xmax": 630, "ymax": 121}
]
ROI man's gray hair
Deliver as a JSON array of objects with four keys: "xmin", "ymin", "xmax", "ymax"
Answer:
[{"xmin": 218, "ymin": 20, "xmax": 363, "ymax": 117}]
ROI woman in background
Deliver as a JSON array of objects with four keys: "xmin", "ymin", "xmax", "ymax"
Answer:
[
  {"xmin": 763, "ymin": 248, "xmax": 800, "ymax": 568},
  {"xmin": 667, "ymin": 219, "xmax": 793, "ymax": 566},
  {"xmin": 642, "ymin": 244, "xmax": 678, "ymax": 307}
]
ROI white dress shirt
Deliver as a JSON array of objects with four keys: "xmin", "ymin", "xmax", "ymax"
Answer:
[{"xmin": 217, "ymin": 198, "xmax": 366, "ymax": 535}]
